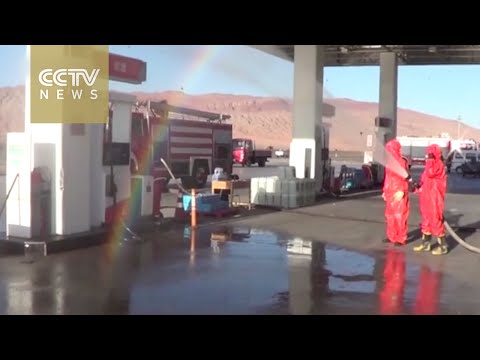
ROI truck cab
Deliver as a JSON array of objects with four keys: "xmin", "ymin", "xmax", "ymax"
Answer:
[{"xmin": 232, "ymin": 138, "xmax": 270, "ymax": 167}]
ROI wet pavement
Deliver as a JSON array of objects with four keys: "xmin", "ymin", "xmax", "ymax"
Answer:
[
  {"xmin": 1, "ymin": 165, "xmax": 480, "ymax": 315},
  {"xmin": 0, "ymin": 223, "xmax": 478, "ymax": 315}
]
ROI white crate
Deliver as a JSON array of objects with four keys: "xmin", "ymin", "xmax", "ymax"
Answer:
[
  {"xmin": 304, "ymin": 179, "xmax": 316, "ymax": 205},
  {"xmin": 272, "ymin": 180, "xmax": 283, "ymax": 207},
  {"xmin": 281, "ymin": 194, "xmax": 301, "ymax": 209},
  {"xmin": 251, "ymin": 177, "xmax": 266, "ymax": 205},
  {"xmin": 252, "ymin": 176, "xmax": 287, "ymax": 206},
  {"xmin": 265, "ymin": 176, "xmax": 279, "ymax": 206},
  {"xmin": 279, "ymin": 179, "xmax": 302, "ymax": 208},
  {"xmin": 250, "ymin": 177, "xmax": 259, "ymax": 204},
  {"xmin": 276, "ymin": 166, "xmax": 296, "ymax": 179}
]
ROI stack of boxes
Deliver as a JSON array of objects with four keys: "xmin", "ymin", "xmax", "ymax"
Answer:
[{"xmin": 250, "ymin": 166, "xmax": 317, "ymax": 209}]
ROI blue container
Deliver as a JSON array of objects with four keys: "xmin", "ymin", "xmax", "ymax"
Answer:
[
  {"xmin": 197, "ymin": 200, "xmax": 229, "ymax": 213},
  {"xmin": 183, "ymin": 194, "xmax": 222, "ymax": 212},
  {"xmin": 353, "ymin": 169, "xmax": 364, "ymax": 189}
]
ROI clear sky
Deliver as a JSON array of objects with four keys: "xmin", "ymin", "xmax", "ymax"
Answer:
[{"xmin": 1, "ymin": 45, "xmax": 480, "ymax": 128}]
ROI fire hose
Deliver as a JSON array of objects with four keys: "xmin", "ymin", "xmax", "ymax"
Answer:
[
  {"xmin": 438, "ymin": 157, "xmax": 480, "ymax": 253},
  {"xmin": 406, "ymin": 161, "xmax": 480, "ymax": 254},
  {"xmin": 160, "ymin": 158, "xmax": 191, "ymax": 195},
  {"xmin": 444, "ymin": 220, "xmax": 480, "ymax": 254},
  {"xmin": 159, "ymin": 158, "xmax": 213, "ymax": 195}
]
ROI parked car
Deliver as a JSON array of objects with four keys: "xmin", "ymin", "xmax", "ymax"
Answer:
[{"xmin": 460, "ymin": 159, "xmax": 480, "ymax": 177}]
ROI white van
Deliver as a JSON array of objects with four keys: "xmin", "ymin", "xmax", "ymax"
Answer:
[{"xmin": 451, "ymin": 150, "xmax": 480, "ymax": 174}]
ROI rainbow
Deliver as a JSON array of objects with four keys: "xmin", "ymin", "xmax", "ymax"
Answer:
[
  {"xmin": 182, "ymin": 46, "xmax": 220, "ymax": 94},
  {"xmin": 102, "ymin": 45, "xmax": 221, "ymax": 258}
]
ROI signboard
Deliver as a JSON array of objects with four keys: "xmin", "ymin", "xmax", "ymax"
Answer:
[
  {"xmin": 109, "ymin": 53, "xmax": 147, "ymax": 84},
  {"xmin": 375, "ymin": 116, "xmax": 392, "ymax": 128}
]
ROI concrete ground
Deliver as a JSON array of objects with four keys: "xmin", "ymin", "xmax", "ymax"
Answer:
[{"xmin": 1, "ymin": 159, "xmax": 480, "ymax": 314}]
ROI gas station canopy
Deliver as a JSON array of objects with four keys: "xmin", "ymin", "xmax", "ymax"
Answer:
[{"xmin": 250, "ymin": 45, "xmax": 480, "ymax": 66}]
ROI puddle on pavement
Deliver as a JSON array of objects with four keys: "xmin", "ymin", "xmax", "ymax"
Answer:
[
  {"xmin": 120, "ymin": 227, "xmax": 466, "ymax": 315},
  {"xmin": 129, "ymin": 226, "xmax": 288, "ymax": 315},
  {"xmin": 0, "ymin": 224, "xmax": 471, "ymax": 314},
  {"xmin": 285, "ymin": 238, "xmax": 458, "ymax": 315}
]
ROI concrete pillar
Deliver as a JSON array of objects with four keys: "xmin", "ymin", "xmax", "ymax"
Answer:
[
  {"xmin": 365, "ymin": 52, "xmax": 398, "ymax": 178},
  {"xmin": 289, "ymin": 45, "xmax": 325, "ymax": 192},
  {"xmin": 378, "ymin": 52, "xmax": 398, "ymax": 142}
]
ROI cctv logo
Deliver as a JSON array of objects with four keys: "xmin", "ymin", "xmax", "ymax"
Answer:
[
  {"xmin": 38, "ymin": 69, "xmax": 100, "ymax": 100},
  {"xmin": 39, "ymin": 69, "xmax": 99, "ymax": 87}
]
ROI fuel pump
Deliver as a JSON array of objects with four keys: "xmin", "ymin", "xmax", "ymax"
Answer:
[{"xmin": 100, "ymin": 92, "xmax": 141, "ymax": 240}]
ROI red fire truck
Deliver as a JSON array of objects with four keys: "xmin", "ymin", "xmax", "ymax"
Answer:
[
  {"xmin": 130, "ymin": 100, "xmax": 232, "ymax": 212},
  {"xmin": 103, "ymin": 99, "xmax": 232, "ymax": 221}
]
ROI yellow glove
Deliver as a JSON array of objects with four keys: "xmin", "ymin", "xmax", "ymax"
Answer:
[{"xmin": 393, "ymin": 191, "xmax": 404, "ymax": 202}]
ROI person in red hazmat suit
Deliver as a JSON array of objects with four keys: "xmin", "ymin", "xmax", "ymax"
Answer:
[
  {"xmin": 382, "ymin": 139, "xmax": 411, "ymax": 246},
  {"xmin": 412, "ymin": 144, "xmax": 448, "ymax": 255}
]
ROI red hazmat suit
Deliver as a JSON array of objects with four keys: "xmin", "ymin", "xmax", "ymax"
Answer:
[
  {"xmin": 417, "ymin": 144, "xmax": 447, "ymax": 237},
  {"xmin": 413, "ymin": 266, "xmax": 441, "ymax": 315},
  {"xmin": 382, "ymin": 140, "xmax": 410, "ymax": 245},
  {"xmin": 379, "ymin": 249, "xmax": 406, "ymax": 315}
]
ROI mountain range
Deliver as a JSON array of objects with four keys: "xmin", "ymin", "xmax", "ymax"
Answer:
[{"xmin": 1, "ymin": 85, "xmax": 478, "ymax": 151}]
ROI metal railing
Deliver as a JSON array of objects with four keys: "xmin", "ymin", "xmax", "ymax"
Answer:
[{"xmin": 0, "ymin": 173, "xmax": 19, "ymax": 219}]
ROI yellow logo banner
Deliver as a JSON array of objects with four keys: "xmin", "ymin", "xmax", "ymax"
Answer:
[{"xmin": 30, "ymin": 45, "xmax": 109, "ymax": 124}]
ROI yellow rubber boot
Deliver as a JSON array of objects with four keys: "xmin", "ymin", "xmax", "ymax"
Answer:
[
  {"xmin": 432, "ymin": 236, "xmax": 448, "ymax": 255},
  {"xmin": 413, "ymin": 234, "xmax": 431, "ymax": 252}
]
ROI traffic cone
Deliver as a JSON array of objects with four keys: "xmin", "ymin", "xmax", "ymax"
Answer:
[{"xmin": 174, "ymin": 189, "xmax": 188, "ymax": 220}]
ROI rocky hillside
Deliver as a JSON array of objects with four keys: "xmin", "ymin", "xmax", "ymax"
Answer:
[{"xmin": 1, "ymin": 86, "xmax": 479, "ymax": 151}]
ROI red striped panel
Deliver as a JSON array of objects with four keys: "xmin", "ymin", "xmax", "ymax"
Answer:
[
  {"xmin": 210, "ymin": 123, "xmax": 233, "ymax": 131},
  {"xmin": 170, "ymin": 154, "xmax": 199, "ymax": 160},
  {"xmin": 170, "ymin": 143, "xmax": 212, "ymax": 148},
  {"xmin": 166, "ymin": 120, "xmax": 230, "ymax": 165},
  {"xmin": 170, "ymin": 119, "xmax": 229, "ymax": 129},
  {"xmin": 169, "ymin": 132, "xmax": 212, "ymax": 138},
  {"xmin": 169, "ymin": 119, "xmax": 213, "ymax": 154}
]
